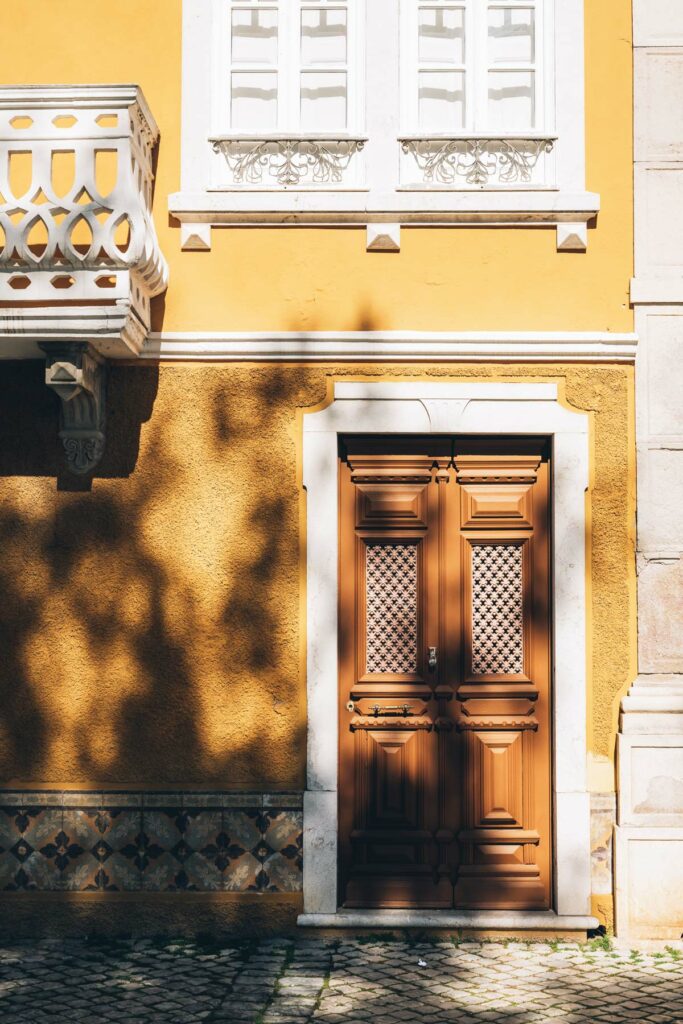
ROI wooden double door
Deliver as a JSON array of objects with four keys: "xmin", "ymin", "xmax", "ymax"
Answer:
[{"xmin": 338, "ymin": 437, "xmax": 552, "ymax": 910}]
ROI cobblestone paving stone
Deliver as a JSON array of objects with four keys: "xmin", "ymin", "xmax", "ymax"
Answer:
[{"xmin": 0, "ymin": 936, "xmax": 681, "ymax": 1023}]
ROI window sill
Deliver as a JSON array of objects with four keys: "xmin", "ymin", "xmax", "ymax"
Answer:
[{"xmin": 169, "ymin": 188, "xmax": 600, "ymax": 252}]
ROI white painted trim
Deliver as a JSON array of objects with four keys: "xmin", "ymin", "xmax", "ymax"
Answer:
[
  {"xmin": 177, "ymin": 0, "xmax": 594, "ymax": 247},
  {"xmin": 299, "ymin": 910, "xmax": 598, "ymax": 931},
  {"xmin": 169, "ymin": 192, "xmax": 599, "ymax": 249},
  {"xmin": 1, "ymin": 329, "xmax": 637, "ymax": 363},
  {"xmin": 0, "ymin": 305, "xmax": 146, "ymax": 360},
  {"xmin": 134, "ymin": 331, "xmax": 637, "ymax": 364},
  {"xmin": 300, "ymin": 380, "xmax": 592, "ymax": 922},
  {"xmin": 169, "ymin": 188, "xmax": 599, "ymax": 219}
]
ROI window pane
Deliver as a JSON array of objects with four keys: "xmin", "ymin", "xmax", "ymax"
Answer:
[
  {"xmin": 418, "ymin": 70, "xmax": 465, "ymax": 131},
  {"xmin": 488, "ymin": 8, "xmax": 535, "ymax": 65},
  {"xmin": 300, "ymin": 71, "xmax": 347, "ymax": 130},
  {"xmin": 301, "ymin": 9, "xmax": 347, "ymax": 65},
  {"xmin": 488, "ymin": 70, "xmax": 534, "ymax": 130},
  {"xmin": 231, "ymin": 8, "xmax": 279, "ymax": 65},
  {"xmin": 231, "ymin": 71, "xmax": 278, "ymax": 130},
  {"xmin": 419, "ymin": 8, "xmax": 465, "ymax": 65}
]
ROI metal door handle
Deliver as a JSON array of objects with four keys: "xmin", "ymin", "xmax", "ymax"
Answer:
[
  {"xmin": 371, "ymin": 703, "xmax": 413, "ymax": 717},
  {"xmin": 428, "ymin": 646, "xmax": 438, "ymax": 671}
]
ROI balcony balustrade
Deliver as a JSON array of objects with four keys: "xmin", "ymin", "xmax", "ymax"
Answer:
[{"xmin": 0, "ymin": 85, "xmax": 167, "ymax": 473}]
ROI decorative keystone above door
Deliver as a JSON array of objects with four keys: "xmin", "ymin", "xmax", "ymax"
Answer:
[{"xmin": 0, "ymin": 84, "xmax": 168, "ymax": 472}]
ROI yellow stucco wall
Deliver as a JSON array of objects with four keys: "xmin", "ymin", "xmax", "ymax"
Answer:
[
  {"xmin": 0, "ymin": 362, "xmax": 634, "ymax": 786},
  {"xmin": 2, "ymin": 0, "xmax": 633, "ymax": 333},
  {"xmin": 0, "ymin": 1, "xmax": 636, "ymax": 789}
]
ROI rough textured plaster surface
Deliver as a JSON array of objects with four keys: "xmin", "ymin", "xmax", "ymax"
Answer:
[{"xmin": 0, "ymin": 362, "xmax": 634, "ymax": 785}]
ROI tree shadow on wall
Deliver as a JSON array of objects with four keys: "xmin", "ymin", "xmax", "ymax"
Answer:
[
  {"xmin": 0, "ymin": 361, "xmax": 308, "ymax": 787},
  {"xmin": 0, "ymin": 360, "xmax": 159, "ymax": 487}
]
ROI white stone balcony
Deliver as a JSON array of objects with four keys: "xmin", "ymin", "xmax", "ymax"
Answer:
[
  {"xmin": 0, "ymin": 85, "xmax": 167, "ymax": 475},
  {"xmin": 0, "ymin": 84, "xmax": 168, "ymax": 359}
]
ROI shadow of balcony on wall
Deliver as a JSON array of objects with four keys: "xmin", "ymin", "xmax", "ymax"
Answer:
[{"xmin": 0, "ymin": 360, "xmax": 159, "ymax": 487}]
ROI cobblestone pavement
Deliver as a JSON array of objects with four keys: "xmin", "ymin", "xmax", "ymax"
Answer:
[{"xmin": 0, "ymin": 936, "xmax": 682, "ymax": 1023}]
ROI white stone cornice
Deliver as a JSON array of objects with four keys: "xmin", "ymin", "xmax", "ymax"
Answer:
[
  {"xmin": 169, "ymin": 190, "xmax": 600, "ymax": 252},
  {"xmin": 132, "ymin": 331, "xmax": 637, "ymax": 365}
]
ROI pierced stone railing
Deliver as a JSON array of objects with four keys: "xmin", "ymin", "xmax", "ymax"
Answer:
[
  {"xmin": 0, "ymin": 85, "xmax": 168, "ymax": 475},
  {"xmin": 210, "ymin": 135, "xmax": 366, "ymax": 188},
  {"xmin": 400, "ymin": 135, "xmax": 556, "ymax": 188},
  {"xmin": 0, "ymin": 85, "xmax": 168, "ymax": 355}
]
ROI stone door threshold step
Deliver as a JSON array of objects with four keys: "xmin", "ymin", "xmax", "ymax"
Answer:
[{"xmin": 298, "ymin": 910, "xmax": 599, "ymax": 931}]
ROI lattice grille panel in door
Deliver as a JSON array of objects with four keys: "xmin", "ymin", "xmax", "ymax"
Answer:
[
  {"xmin": 471, "ymin": 543, "xmax": 524, "ymax": 675},
  {"xmin": 366, "ymin": 544, "xmax": 418, "ymax": 674}
]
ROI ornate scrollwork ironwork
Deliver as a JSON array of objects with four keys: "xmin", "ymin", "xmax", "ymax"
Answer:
[
  {"xmin": 400, "ymin": 137, "xmax": 555, "ymax": 187},
  {"xmin": 211, "ymin": 137, "xmax": 365, "ymax": 187}
]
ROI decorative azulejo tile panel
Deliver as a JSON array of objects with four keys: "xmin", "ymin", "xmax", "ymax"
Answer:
[
  {"xmin": 0, "ymin": 794, "xmax": 303, "ymax": 894},
  {"xmin": 0, "ymin": 807, "xmax": 63, "ymax": 890},
  {"xmin": 61, "ymin": 808, "xmax": 142, "ymax": 891}
]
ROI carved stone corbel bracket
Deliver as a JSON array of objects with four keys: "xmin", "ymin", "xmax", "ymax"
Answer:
[{"xmin": 39, "ymin": 343, "xmax": 107, "ymax": 475}]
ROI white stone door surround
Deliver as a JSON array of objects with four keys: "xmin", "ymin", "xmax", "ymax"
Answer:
[{"xmin": 299, "ymin": 381, "xmax": 596, "ymax": 929}]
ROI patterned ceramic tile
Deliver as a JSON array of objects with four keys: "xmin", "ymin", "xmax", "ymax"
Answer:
[
  {"xmin": 181, "ymin": 850, "xmax": 223, "ymax": 890},
  {"xmin": 224, "ymin": 850, "xmax": 262, "ymax": 892},
  {"xmin": 62, "ymin": 791, "xmax": 103, "ymax": 807},
  {"xmin": 0, "ymin": 795, "xmax": 304, "ymax": 893},
  {"xmin": 198, "ymin": 828, "xmax": 246, "ymax": 872},
  {"xmin": 221, "ymin": 793, "xmax": 265, "ymax": 808},
  {"xmin": 183, "ymin": 810, "xmax": 222, "ymax": 848},
  {"xmin": 264, "ymin": 810, "xmax": 303, "ymax": 857},
  {"xmin": 0, "ymin": 808, "xmax": 62, "ymax": 890},
  {"xmin": 263, "ymin": 793, "xmax": 304, "ymax": 809},
  {"xmin": 141, "ymin": 793, "xmax": 186, "ymax": 808},
  {"xmin": 256, "ymin": 811, "xmax": 303, "ymax": 892},
  {"xmin": 260, "ymin": 851, "xmax": 302, "ymax": 892},
  {"xmin": 183, "ymin": 793, "xmax": 225, "ymax": 808},
  {"xmin": 224, "ymin": 809, "xmax": 263, "ymax": 852},
  {"xmin": 102, "ymin": 792, "xmax": 143, "ymax": 807},
  {"xmin": 0, "ymin": 792, "xmax": 63, "ymax": 806},
  {"xmin": 61, "ymin": 808, "xmax": 142, "ymax": 891},
  {"xmin": 0, "ymin": 808, "xmax": 15, "ymax": 850},
  {"xmin": 0, "ymin": 794, "xmax": 28, "ymax": 807},
  {"xmin": 141, "ymin": 809, "xmax": 224, "ymax": 891},
  {"xmin": 0, "ymin": 808, "xmax": 21, "ymax": 889}
]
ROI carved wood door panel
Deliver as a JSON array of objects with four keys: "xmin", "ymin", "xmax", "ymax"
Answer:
[{"xmin": 338, "ymin": 440, "xmax": 552, "ymax": 910}]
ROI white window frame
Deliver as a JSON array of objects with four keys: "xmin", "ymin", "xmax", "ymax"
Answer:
[
  {"xmin": 398, "ymin": 0, "xmax": 555, "ymax": 191},
  {"xmin": 208, "ymin": 0, "xmax": 366, "ymax": 190},
  {"xmin": 400, "ymin": 0, "xmax": 550, "ymax": 135},
  {"xmin": 172, "ymin": 0, "xmax": 598, "ymax": 251},
  {"xmin": 213, "ymin": 1, "xmax": 363, "ymax": 137}
]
